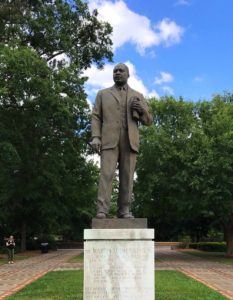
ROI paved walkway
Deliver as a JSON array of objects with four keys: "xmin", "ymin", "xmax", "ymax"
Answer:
[
  {"xmin": 0, "ymin": 249, "xmax": 82, "ymax": 299},
  {"xmin": 155, "ymin": 247, "xmax": 233, "ymax": 300},
  {"xmin": 0, "ymin": 247, "xmax": 233, "ymax": 299}
]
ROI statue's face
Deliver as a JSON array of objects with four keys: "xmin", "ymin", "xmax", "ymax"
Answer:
[{"xmin": 113, "ymin": 64, "xmax": 129, "ymax": 86}]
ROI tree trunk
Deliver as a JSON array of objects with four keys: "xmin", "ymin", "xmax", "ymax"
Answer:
[
  {"xmin": 21, "ymin": 221, "xmax": 26, "ymax": 252},
  {"xmin": 224, "ymin": 213, "xmax": 233, "ymax": 256}
]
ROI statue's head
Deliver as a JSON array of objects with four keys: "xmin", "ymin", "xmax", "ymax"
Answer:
[{"xmin": 113, "ymin": 63, "xmax": 129, "ymax": 86}]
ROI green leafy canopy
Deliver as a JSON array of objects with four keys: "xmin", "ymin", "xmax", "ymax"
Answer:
[{"xmin": 0, "ymin": 0, "xmax": 113, "ymax": 248}]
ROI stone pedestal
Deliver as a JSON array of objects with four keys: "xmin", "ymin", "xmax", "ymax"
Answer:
[
  {"xmin": 84, "ymin": 228, "xmax": 154, "ymax": 300},
  {"xmin": 92, "ymin": 218, "xmax": 148, "ymax": 229}
]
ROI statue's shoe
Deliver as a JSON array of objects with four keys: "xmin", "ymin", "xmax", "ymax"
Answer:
[
  {"xmin": 118, "ymin": 213, "xmax": 135, "ymax": 219},
  {"xmin": 96, "ymin": 212, "xmax": 106, "ymax": 219}
]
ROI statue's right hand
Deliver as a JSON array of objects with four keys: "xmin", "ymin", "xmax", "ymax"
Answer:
[{"xmin": 91, "ymin": 137, "xmax": 101, "ymax": 153}]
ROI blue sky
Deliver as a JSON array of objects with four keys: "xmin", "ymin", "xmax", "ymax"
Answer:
[{"xmin": 85, "ymin": 0, "xmax": 233, "ymax": 102}]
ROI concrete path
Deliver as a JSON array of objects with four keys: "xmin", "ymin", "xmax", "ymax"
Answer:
[
  {"xmin": 155, "ymin": 246, "xmax": 233, "ymax": 300},
  {"xmin": 0, "ymin": 247, "xmax": 233, "ymax": 299},
  {"xmin": 0, "ymin": 249, "xmax": 82, "ymax": 299}
]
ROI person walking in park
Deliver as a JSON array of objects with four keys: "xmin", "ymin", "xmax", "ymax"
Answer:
[{"xmin": 6, "ymin": 235, "xmax": 15, "ymax": 264}]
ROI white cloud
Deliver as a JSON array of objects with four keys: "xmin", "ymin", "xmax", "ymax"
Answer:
[
  {"xmin": 148, "ymin": 50, "xmax": 156, "ymax": 59},
  {"xmin": 161, "ymin": 86, "xmax": 174, "ymax": 95},
  {"xmin": 127, "ymin": 61, "xmax": 150, "ymax": 96},
  {"xmin": 88, "ymin": 0, "xmax": 184, "ymax": 54},
  {"xmin": 175, "ymin": 0, "xmax": 190, "ymax": 6},
  {"xmin": 86, "ymin": 98, "xmax": 93, "ymax": 109},
  {"xmin": 154, "ymin": 19, "xmax": 184, "ymax": 47},
  {"xmin": 84, "ymin": 61, "xmax": 159, "ymax": 100},
  {"xmin": 148, "ymin": 90, "xmax": 160, "ymax": 99},
  {"xmin": 194, "ymin": 76, "xmax": 204, "ymax": 82},
  {"xmin": 155, "ymin": 72, "xmax": 174, "ymax": 85},
  {"xmin": 84, "ymin": 64, "xmax": 113, "ymax": 89}
]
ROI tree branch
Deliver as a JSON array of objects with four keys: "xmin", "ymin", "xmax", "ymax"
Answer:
[{"xmin": 46, "ymin": 51, "xmax": 65, "ymax": 62}]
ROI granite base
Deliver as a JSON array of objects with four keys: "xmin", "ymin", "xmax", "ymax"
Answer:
[{"xmin": 84, "ymin": 228, "xmax": 155, "ymax": 300}]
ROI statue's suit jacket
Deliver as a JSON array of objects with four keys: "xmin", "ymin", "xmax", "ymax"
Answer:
[{"xmin": 91, "ymin": 85, "xmax": 152, "ymax": 152}]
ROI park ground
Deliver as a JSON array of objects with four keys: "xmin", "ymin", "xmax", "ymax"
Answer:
[{"xmin": 0, "ymin": 247, "xmax": 233, "ymax": 299}]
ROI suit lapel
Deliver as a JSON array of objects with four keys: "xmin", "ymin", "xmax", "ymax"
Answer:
[
  {"xmin": 127, "ymin": 86, "xmax": 134, "ymax": 106},
  {"xmin": 110, "ymin": 84, "xmax": 134, "ymax": 105},
  {"xmin": 110, "ymin": 86, "xmax": 121, "ymax": 103}
]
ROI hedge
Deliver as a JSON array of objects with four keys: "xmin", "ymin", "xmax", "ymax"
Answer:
[{"xmin": 189, "ymin": 242, "xmax": 226, "ymax": 252}]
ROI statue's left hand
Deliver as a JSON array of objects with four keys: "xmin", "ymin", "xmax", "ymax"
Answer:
[{"xmin": 131, "ymin": 97, "xmax": 143, "ymax": 115}]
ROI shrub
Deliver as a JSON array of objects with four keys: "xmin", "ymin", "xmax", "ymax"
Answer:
[
  {"xmin": 189, "ymin": 242, "xmax": 226, "ymax": 252},
  {"xmin": 177, "ymin": 235, "xmax": 192, "ymax": 249}
]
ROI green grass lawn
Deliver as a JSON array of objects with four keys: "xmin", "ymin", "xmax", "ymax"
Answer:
[
  {"xmin": 156, "ymin": 271, "xmax": 226, "ymax": 299},
  {"xmin": 68, "ymin": 252, "xmax": 83, "ymax": 263},
  {"xmin": 182, "ymin": 250, "xmax": 233, "ymax": 265},
  {"xmin": 7, "ymin": 271, "xmax": 83, "ymax": 300},
  {"xmin": 7, "ymin": 270, "xmax": 227, "ymax": 300}
]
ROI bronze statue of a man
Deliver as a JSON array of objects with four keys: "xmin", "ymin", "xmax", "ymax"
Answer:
[{"xmin": 91, "ymin": 63, "xmax": 152, "ymax": 219}]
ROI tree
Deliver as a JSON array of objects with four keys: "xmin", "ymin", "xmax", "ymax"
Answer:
[
  {"xmin": 197, "ymin": 94, "xmax": 233, "ymax": 255},
  {"xmin": 0, "ymin": 0, "xmax": 113, "ymax": 250},
  {"xmin": 134, "ymin": 97, "xmax": 211, "ymax": 240},
  {"xmin": 134, "ymin": 95, "xmax": 233, "ymax": 255},
  {"xmin": 0, "ymin": 0, "xmax": 112, "ymax": 68}
]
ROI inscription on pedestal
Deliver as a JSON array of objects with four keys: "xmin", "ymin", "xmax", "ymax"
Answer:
[{"xmin": 84, "ymin": 240, "xmax": 154, "ymax": 300}]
